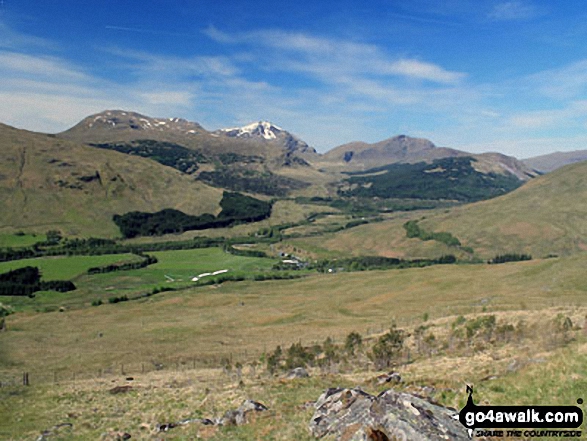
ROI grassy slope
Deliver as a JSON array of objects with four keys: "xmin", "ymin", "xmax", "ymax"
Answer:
[
  {"xmin": 292, "ymin": 160, "xmax": 587, "ymax": 261},
  {"xmin": 420, "ymin": 160, "xmax": 587, "ymax": 258},
  {"xmin": 1, "ymin": 309, "xmax": 585, "ymax": 440},
  {"xmin": 2, "ymin": 253, "xmax": 587, "ymax": 377},
  {"xmin": 284, "ymin": 210, "xmax": 461, "ymax": 260},
  {"xmin": 0, "ymin": 124, "xmax": 222, "ymax": 237}
]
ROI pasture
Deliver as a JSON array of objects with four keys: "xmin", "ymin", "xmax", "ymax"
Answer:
[
  {"xmin": 2, "ymin": 253, "xmax": 587, "ymax": 378},
  {"xmin": 0, "ymin": 232, "xmax": 45, "ymax": 248}
]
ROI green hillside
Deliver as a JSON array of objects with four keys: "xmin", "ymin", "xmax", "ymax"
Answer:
[
  {"xmin": 420, "ymin": 160, "xmax": 587, "ymax": 258},
  {"xmin": 284, "ymin": 160, "xmax": 587, "ymax": 261},
  {"xmin": 339, "ymin": 157, "xmax": 523, "ymax": 202},
  {"xmin": 0, "ymin": 124, "xmax": 223, "ymax": 237}
]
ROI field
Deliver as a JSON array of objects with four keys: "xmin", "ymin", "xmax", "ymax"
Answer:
[
  {"xmin": 0, "ymin": 233, "xmax": 46, "ymax": 248},
  {"xmin": 2, "ymin": 252, "xmax": 586, "ymax": 377},
  {"xmin": 0, "ymin": 253, "xmax": 143, "ymax": 281},
  {"xmin": 0, "ymin": 248, "xmax": 281, "ymax": 312}
]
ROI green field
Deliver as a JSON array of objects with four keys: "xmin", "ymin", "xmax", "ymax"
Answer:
[
  {"xmin": 0, "ymin": 233, "xmax": 45, "ymax": 248},
  {"xmin": 0, "ymin": 253, "xmax": 142, "ymax": 280},
  {"xmin": 151, "ymin": 247, "xmax": 277, "ymax": 275},
  {"xmin": 0, "ymin": 247, "xmax": 282, "ymax": 312}
]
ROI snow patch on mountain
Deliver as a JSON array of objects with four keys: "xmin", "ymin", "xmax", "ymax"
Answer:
[{"xmin": 219, "ymin": 121, "xmax": 283, "ymax": 140}]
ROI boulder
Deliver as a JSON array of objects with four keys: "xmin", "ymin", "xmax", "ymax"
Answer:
[
  {"xmin": 287, "ymin": 367, "xmax": 310, "ymax": 379},
  {"xmin": 375, "ymin": 371, "xmax": 401, "ymax": 385},
  {"xmin": 309, "ymin": 388, "xmax": 469, "ymax": 441},
  {"xmin": 156, "ymin": 399, "xmax": 269, "ymax": 432},
  {"xmin": 220, "ymin": 399, "xmax": 269, "ymax": 426}
]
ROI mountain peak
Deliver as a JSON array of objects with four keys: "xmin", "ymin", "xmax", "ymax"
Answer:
[
  {"xmin": 64, "ymin": 110, "xmax": 203, "ymax": 135},
  {"xmin": 219, "ymin": 121, "xmax": 284, "ymax": 140}
]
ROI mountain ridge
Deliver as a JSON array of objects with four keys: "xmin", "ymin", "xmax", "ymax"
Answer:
[
  {"xmin": 523, "ymin": 149, "xmax": 587, "ymax": 173},
  {"xmin": 58, "ymin": 110, "xmax": 536, "ymax": 180}
]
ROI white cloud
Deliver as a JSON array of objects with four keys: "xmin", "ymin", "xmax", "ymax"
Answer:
[
  {"xmin": 527, "ymin": 60, "xmax": 587, "ymax": 100},
  {"xmin": 385, "ymin": 59, "xmax": 466, "ymax": 84},
  {"xmin": 0, "ymin": 51, "xmax": 90, "ymax": 81},
  {"xmin": 205, "ymin": 27, "xmax": 466, "ymax": 85},
  {"xmin": 488, "ymin": 1, "xmax": 542, "ymax": 21}
]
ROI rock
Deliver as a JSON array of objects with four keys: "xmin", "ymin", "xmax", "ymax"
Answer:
[
  {"xmin": 36, "ymin": 423, "xmax": 73, "ymax": 440},
  {"xmin": 287, "ymin": 367, "xmax": 310, "ymax": 379},
  {"xmin": 109, "ymin": 385, "xmax": 132, "ymax": 394},
  {"xmin": 375, "ymin": 371, "xmax": 401, "ymax": 385},
  {"xmin": 219, "ymin": 399, "xmax": 269, "ymax": 426},
  {"xmin": 156, "ymin": 400, "xmax": 268, "ymax": 432},
  {"xmin": 309, "ymin": 388, "xmax": 469, "ymax": 440}
]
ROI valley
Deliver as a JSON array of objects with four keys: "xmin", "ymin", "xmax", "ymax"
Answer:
[{"xmin": 1, "ymin": 112, "xmax": 586, "ymax": 440}]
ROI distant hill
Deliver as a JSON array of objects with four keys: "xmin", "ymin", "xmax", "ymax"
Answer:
[
  {"xmin": 288, "ymin": 159, "xmax": 587, "ymax": 261},
  {"xmin": 523, "ymin": 150, "xmax": 587, "ymax": 173},
  {"xmin": 0, "ymin": 123, "xmax": 222, "ymax": 237},
  {"xmin": 318, "ymin": 135, "xmax": 536, "ymax": 181},
  {"xmin": 419, "ymin": 160, "xmax": 587, "ymax": 258},
  {"xmin": 338, "ymin": 156, "xmax": 524, "ymax": 202},
  {"xmin": 321, "ymin": 135, "xmax": 463, "ymax": 167}
]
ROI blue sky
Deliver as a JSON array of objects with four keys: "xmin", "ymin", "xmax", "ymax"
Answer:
[{"xmin": 1, "ymin": 0, "xmax": 587, "ymax": 157}]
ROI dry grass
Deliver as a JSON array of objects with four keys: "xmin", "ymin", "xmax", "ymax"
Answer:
[
  {"xmin": 2, "ymin": 253, "xmax": 587, "ymax": 380},
  {"xmin": 1, "ymin": 306, "xmax": 585, "ymax": 440}
]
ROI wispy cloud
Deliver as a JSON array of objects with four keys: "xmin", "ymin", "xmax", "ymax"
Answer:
[
  {"xmin": 105, "ymin": 25, "xmax": 195, "ymax": 38},
  {"xmin": 488, "ymin": 1, "xmax": 544, "ymax": 21},
  {"xmin": 3, "ymin": 17, "xmax": 587, "ymax": 157},
  {"xmin": 0, "ymin": 20, "xmax": 56, "ymax": 50},
  {"xmin": 526, "ymin": 59, "xmax": 587, "ymax": 100},
  {"xmin": 204, "ymin": 26, "xmax": 466, "ymax": 85}
]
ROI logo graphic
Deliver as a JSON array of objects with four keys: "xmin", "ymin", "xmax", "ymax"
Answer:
[{"xmin": 456, "ymin": 386, "xmax": 583, "ymax": 438}]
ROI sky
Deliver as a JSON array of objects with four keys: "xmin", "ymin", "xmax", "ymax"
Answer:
[{"xmin": 1, "ymin": 0, "xmax": 587, "ymax": 157}]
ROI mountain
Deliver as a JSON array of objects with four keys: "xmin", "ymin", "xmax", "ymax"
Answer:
[
  {"xmin": 523, "ymin": 150, "xmax": 587, "ymax": 173},
  {"xmin": 216, "ymin": 121, "xmax": 314, "ymax": 153},
  {"xmin": 59, "ymin": 111, "xmax": 318, "ymax": 164},
  {"xmin": 58, "ymin": 110, "xmax": 325, "ymax": 197},
  {"xmin": 321, "ymin": 135, "xmax": 465, "ymax": 167},
  {"xmin": 318, "ymin": 135, "xmax": 536, "ymax": 181},
  {"xmin": 0, "ymin": 122, "xmax": 222, "ymax": 237}
]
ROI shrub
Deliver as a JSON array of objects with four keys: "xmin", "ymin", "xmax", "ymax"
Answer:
[
  {"xmin": 369, "ymin": 325, "xmax": 405, "ymax": 369},
  {"xmin": 345, "ymin": 331, "xmax": 363, "ymax": 355}
]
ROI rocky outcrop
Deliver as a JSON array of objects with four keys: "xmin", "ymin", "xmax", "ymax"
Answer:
[{"xmin": 309, "ymin": 388, "xmax": 469, "ymax": 441}]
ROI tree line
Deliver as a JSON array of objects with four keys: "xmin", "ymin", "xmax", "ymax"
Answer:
[
  {"xmin": 0, "ymin": 267, "xmax": 76, "ymax": 297},
  {"xmin": 113, "ymin": 191, "xmax": 273, "ymax": 238}
]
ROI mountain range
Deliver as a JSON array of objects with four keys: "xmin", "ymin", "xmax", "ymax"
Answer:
[{"xmin": 1, "ymin": 109, "xmax": 585, "ymax": 237}]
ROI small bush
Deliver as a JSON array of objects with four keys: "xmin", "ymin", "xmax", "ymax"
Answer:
[
  {"xmin": 369, "ymin": 325, "xmax": 405, "ymax": 370},
  {"xmin": 345, "ymin": 331, "xmax": 363, "ymax": 355},
  {"xmin": 108, "ymin": 295, "xmax": 129, "ymax": 304}
]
